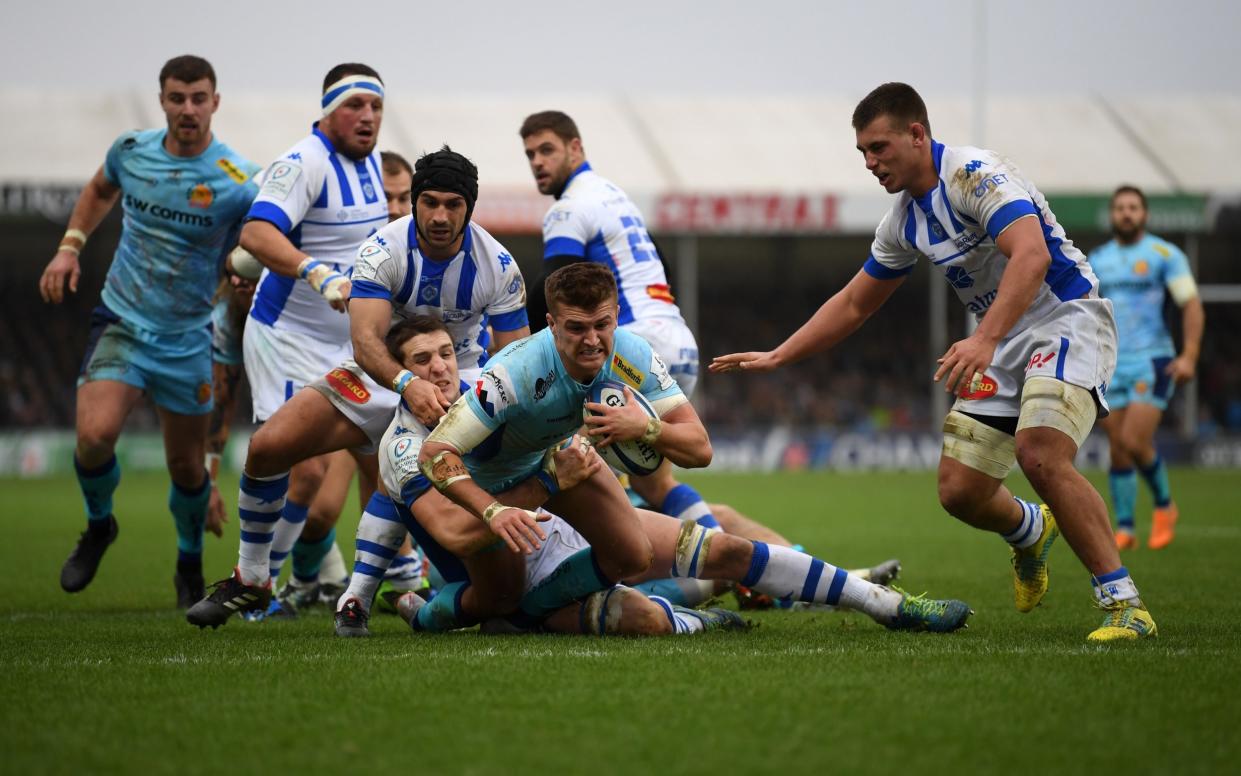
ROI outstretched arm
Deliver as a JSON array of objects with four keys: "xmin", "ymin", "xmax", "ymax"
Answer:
[{"xmin": 710, "ymin": 268, "xmax": 906, "ymax": 373}]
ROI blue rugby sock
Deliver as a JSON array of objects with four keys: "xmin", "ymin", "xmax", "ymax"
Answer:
[
  {"xmin": 632, "ymin": 578, "xmax": 715, "ymax": 607},
  {"xmin": 1138, "ymin": 456, "xmax": 1172, "ymax": 508},
  {"xmin": 660, "ymin": 483, "xmax": 720, "ymax": 529},
  {"xmin": 1108, "ymin": 468, "xmax": 1138, "ymax": 530},
  {"xmin": 412, "ymin": 581, "xmax": 475, "ymax": 632},
  {"xmin": 519, "ymin": 548, "xmax": 612, "ymax": 620},
  {"xmin": 168, "ymin": 473, "xmax": 210, "ymax": 556},
  {"xmin": 292, "ymin": 527, "xmax": 336, "ymax": 584},
  {"xmin": 75, "ymin": 454, "xmax": 120, "ymax": 527}
]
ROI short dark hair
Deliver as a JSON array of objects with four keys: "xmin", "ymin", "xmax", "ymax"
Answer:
[
  {"xmin": 1111, "ymin": 184, "xmax": 1148, "ymax": 211},
  {"xmin": 385, "ymin": 315, "xmax": 450, "ymax": 362},
  {"xmin": 852, "ymin": 82, "xmax": 932, "ymax": 137},
  {"xmin": 381, "ymin": 150, "xmax": 413, "ymax": 179},
  {"xmin": 519, "ymin": 111, "xmax": 581, "ymax": 143},
  {"xmin": 322, "ymin": 63, "xmax": 383, "ymax": 93},
  {"xmin": 545, "ymin": 263, "xmax": 617, "ymax": 314},
  {"xmin": 159, "ymin": 55, "xmax": 216, "ymax": 91}
]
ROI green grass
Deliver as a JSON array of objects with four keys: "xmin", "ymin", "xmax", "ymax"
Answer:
[{"xmin": 3, "ymin": 469, "xmax": 1239, "ymax": 775}]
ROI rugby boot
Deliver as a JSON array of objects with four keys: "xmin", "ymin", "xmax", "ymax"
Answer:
[
  {"xmin": 1114, "ymin": 529, "xmax": 1137, "ymax": 551},
  {"xmin": 60, "ymin": 516, "xmax": 118, "ymax": 593},
  {"xmin": 675, "ymin": 606, "xmax": 751, "ymax": 633},
  {"xmin": 174, "ymin": 568, "xmax": 205, "ymax": 609},
  {"xmin": 1087, "ymin": 600, "xmax": 1157, "ymax": 643},
  {"xmin": 1148, "ymin": 503, "xmax": 1178, "ymax": 550},
  {"xmin": 858, "ymin": 558, "xmax": 901, "ymax": 587},
  {"xmin": 1012, "ymin": 505, "xmax": 1059, "ymax": 612},
  {"xmin": 186, "ymin": 568, "xmax": 270, "ymax": 628},
  {"xmin": 886, "ymin": 588, "xmax": 973, "ymax": 633},
  {"xmin": 275, "ymin": 579, "xmax": 320, "ymax": 615},
  {"xmin": 395, "ymin": 590, "xmax": 428, "ymax": 629},
  {"xmin": 334, "ymin": 598, "xmax": 371, "ymax": 638}
]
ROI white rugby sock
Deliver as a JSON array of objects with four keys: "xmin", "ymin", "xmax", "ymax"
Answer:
[
  {"xmin": 742, "ymin": 543, "xmax": 901, "ymax": 624},
  {"xmin": 237, "ymin": 471, "xmax": 289, "ymax": 585}
]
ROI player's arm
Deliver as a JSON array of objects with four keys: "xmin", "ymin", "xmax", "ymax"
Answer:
[
  {"xmin": 238, "ymin": 220, "xmax": 350, "ymax": 313},
  {"xmin": 39, "ymin": 166, "xmax": 121, "ymax": 304},
  {"xmin": 488, "ymin": 267, "xmax": 533, "ymax": 349},
  {"xmin": 710, "ymin": 268, "xmax": 905, "ymax": 373},
  {"xmin": 584, "ymin": 391, "xmax": 712, "ymax": 468},
  {"xmin": 1167, "ymin": 263, "xmax": 1205, "ymax": 384},
  {"xmin": 934, "ymin": 216, "xmax": 1048, "ymax": 394},
  {"xmin": 349, "ymin": 296, "xmax": 449, "ymax": 425}
]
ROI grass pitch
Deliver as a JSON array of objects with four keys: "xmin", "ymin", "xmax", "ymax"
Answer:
[{"xmin": 2, "ymin": 468, "xmax": 1239, "ymax": 775}]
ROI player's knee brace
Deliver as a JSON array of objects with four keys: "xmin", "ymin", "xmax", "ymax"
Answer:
[
  {"xmin": 672, "ymin": 519, "xmax": 719, "ymax": 579},
  {"xmin": 580, "ymin": 585, "xmax": 632, "ymax": 635},
  {"xmin": 1017, "ymin": 376, "xmax": 1097, "ymax": 448},
  {"xmin": 941, "ymin": 410, "xmax": 1016, "ymax": 479}
]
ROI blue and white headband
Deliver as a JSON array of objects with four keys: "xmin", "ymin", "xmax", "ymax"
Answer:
[{"xmin": 321, "ymin": 75, "xmax": 384, "ymax": 116}]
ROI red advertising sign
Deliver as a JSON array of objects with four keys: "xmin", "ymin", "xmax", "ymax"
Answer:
[{"xmin": 654, "ymin": 193, "xmax": 839, "ymax": 233}]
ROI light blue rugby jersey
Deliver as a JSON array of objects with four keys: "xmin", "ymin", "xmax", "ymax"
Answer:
[
  {"xmin": 459, "ymin": 327, "xmax": 684, "ymax": 490},
  {"xmin": 247, "ymin": 125, "xmax": 387, "ymax": 343},
  {"xmin": 100, "ymin": 129, "xmax": 261, "ymax": 332},
  {"xmin": 1090, "ymin": 234, "xmax": 1191, "ymax": 359}
]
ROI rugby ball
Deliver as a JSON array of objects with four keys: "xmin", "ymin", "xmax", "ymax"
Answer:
[
  {"xmin": 583, "ymin": 380, "xmax": 664, "ymax": 476},
  {"xmin": 228, "ymin": 246, "xmax": 265, "ymax": 280}
]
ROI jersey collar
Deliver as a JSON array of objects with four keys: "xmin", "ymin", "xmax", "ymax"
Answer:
[
  {"xmin": 556, "ymin": 161, "xmax": 592, "ymax": 200},
  {"xmin": 312, "ymin": 123, "xmax": 337, "ymax": 155},
  {"xmin": 412, "ymin": 223, "xmax": 475, "ymax": 266}
]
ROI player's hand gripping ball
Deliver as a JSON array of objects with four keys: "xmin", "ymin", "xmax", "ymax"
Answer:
[{"xmin": 583, "ymin": 380, "xmax": 664, "ymax": 476}]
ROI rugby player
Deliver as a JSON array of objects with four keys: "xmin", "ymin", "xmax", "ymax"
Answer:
[
  {"xmin": 367, "ymin": 314, "xmax": 970, "ymax": 638},
  {"xmin": 188, "ymin": 145, "xmax": 529, "ymax": 628},
  {"xmin": 519, "ymin": 111, "xmax": 723, "ymax": 534},
  {"xmin": 713, "ymin": 82, "xmax": 1156, "ymax": 642},
  {"xmin": 39, "ymin": 55, "xmax": 261, "ymax": 607},
  {"xmin": 1090, "ymin": 185, "xmax": 1204, "ymax": 550}
]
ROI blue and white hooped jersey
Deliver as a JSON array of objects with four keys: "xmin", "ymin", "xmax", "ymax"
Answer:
[
  {"xmin": 246, "ymin": 124, "xmax": 388, "ymax": 342},
  {"xmin": 100, "ymin": 129, "xmax": 261, "ymax": 332},
  {"xmin": 350, "ymin": 219, "xmax": 529, "ymax": 371},
  {"xmin": 865, "ymin": 142, "xmax": 1099, "ymax": 336},
  {"xmin": 448, "ymin": 327, "xmax": 686, "ymax": 492},
  {"xmin": 1090, "ymin": 233, "xmax": 1193, "ymax": 359},
  {"xmin": 542, "ymin": 163, "xmax": 683, "ymax": 327}
]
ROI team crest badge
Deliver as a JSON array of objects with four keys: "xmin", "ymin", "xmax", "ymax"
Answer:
[
  {"xmin": 196, "ymin": 382, "xmax": 212, "ymax": 405},
  {"xmin": 187, "ymin": 183, "xmax": 214, "ymax": 209},
  {"xmin": 1133, "ymin": 260, "xmax": 1150, "ymax": 276}
]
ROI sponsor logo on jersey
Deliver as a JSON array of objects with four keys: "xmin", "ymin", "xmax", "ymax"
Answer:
[
  {"xmin": 326, "ymin": 367, "xmax": 371, "ymax": 404},
  {"xmin": 120, "ymin": 136, "xmax": 138, "ymax": 151},
  {"xmin": 611, "ymin": 352, "xmax": 644, "ymax": 389},
  {"xmin": 945, "ymin": 266, "xmax": 975, "ymax": 290},
  {"xmin": 959, "ymin": 373, "xmax": 998, "ymax": 400},
  {"xmin": 394, "ymin": 437, "xmax": 413, "ymax": 458},
  {"xmin": 972, "ymin": 174, "xmax": 1010, "ymax": 199},
  {"xmin": 187, "ymin": 183, "xmax": 214, "ymax": 209},
  {"xmin": 123, "ymin": 193, "xmax": 215, "ymax": 227},
  {"xmin": 966, "ymin": 289, "xmax": 998, "ymax": 315},
  {"xmin": 260, "ymin": 161, "xmax": 301, "ymax": 201},
  {"xmin": 1152, "ymin": 243, "xmax": 1170, "ymax": 258},
  {"xmin": 475, "ymin": 366, "xmax": 514, "ymax": 417},
  {"xmin": 217, "ymin": 158, "xmax": 251, "ymax": 184},
  {"xmin": 651, "ymin": 352, "xmax": 677, "ymax": 391},
  {"xmin": 533, "ymin": 369, "xmax": 555, "ymax": 401},
  {"xmin": 196, "ymin": 381, "xmax": 212, "ymax": 405},
  {"xmin": 964, "ymin": 160, "xmax": 985, "ymax": 173},
  {"xmin": 646, "ymin": 284, "xmax": 676, "ymax": 304},
  {"xmin": 508, "ymin": 276, "xmax": 522, "ymax": 295},
  {"xmin": 1133, "ymin": 259, "xmax": 1150, "ymax": 276}
]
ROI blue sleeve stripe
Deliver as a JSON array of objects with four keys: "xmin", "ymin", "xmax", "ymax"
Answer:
[
  {"xmin": 490, "ymin": 308, "xmax": 529, "ymax": 331},
  {"xmin": 544, "ymin": 236, "xmax": 586, "ymax": 259},
  {"xmin": 863, "ymin": 255, "xmax": 914, "ymax": 280},
  {"xmin": 350, "ymin": 278, "xmax": 392, "ymax": 301},
  {"xmin": 986, "ymin": 199, "xmax": 1038, "ymax": 240},
  {"xmin": 246, "ymin": 201, "xmax": 294, "ymax": 234}
]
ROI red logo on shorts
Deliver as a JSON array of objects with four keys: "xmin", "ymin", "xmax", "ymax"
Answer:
[
  {"xmin": 959, "ymin": 373, "xmax": 998, "ymax": 400},
  {"xmin": 1026, "ymin": 351, "xmax": 1057, "ymax": 372},
  {"xmin": 196, "ymin": 382, "xmax": 212, "ymax": 405},
  {"xmin": 326, "ymin": 368, "xmax": 370, "ymax": 404}
]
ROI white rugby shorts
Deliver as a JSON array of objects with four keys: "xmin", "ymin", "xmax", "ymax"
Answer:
[
  {"xmin": 524, "ymin": 514, "xmax": 590, "ymax": 591},
  {"xmin": 951, "ymin": 297, "xmax": 1117, "ymax": 419},
  {"xmin": 243, "ymin": 321, "xmax": 352, "ymax": 422},
  {"xmin": 622, "ymin": 316, "xmax": 700, "ymax": 398},
  {"xmin": 308, "ymin": 359, "xmax": 401, "ymax": 454}
]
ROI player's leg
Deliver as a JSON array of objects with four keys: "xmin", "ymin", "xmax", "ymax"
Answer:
[
  {"xmin": 538, "ymin": 586, "xmax": 746, "ymax": 636},
  {"xmin": 61, "ymin": 378, "xmax": 144, "ymax": 592},
  {"xmin": 1099, "ymin": 407, "xmax": 1138, "ymax": 548},
  {"xmin": 631, "ymin": 510, "xmax": 971, "ymax": 632},
  {"xmin": 1122, "ymin": 397, "xmax": 1177, "ymax": 549},
  {"xmin": 269, "ymin": 450, "xmax": 353, "ymax": 615},
  {"xmin": 1014, "ymin": 376, "xmax": 1155, "ymax": 641},
  {"xmin": 522, "ymin": 469, "xmax": 653, "ymax": 620},
  {"xmin": 334, "ymin": 488, "xmax": 408, "ymax": 636},
  {"xmin": 156, "ymin": 407, "xmax": 212, "ymax": 608}
]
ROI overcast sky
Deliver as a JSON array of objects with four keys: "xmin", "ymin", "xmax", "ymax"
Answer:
[{"xmin": 4, "ymin": 0, "xmax": 1238, "ymax": 97}]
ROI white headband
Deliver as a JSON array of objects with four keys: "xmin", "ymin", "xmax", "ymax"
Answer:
[{"xmin": 321, "ymin": 74, "xmax": 384, "ymax": 116}]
